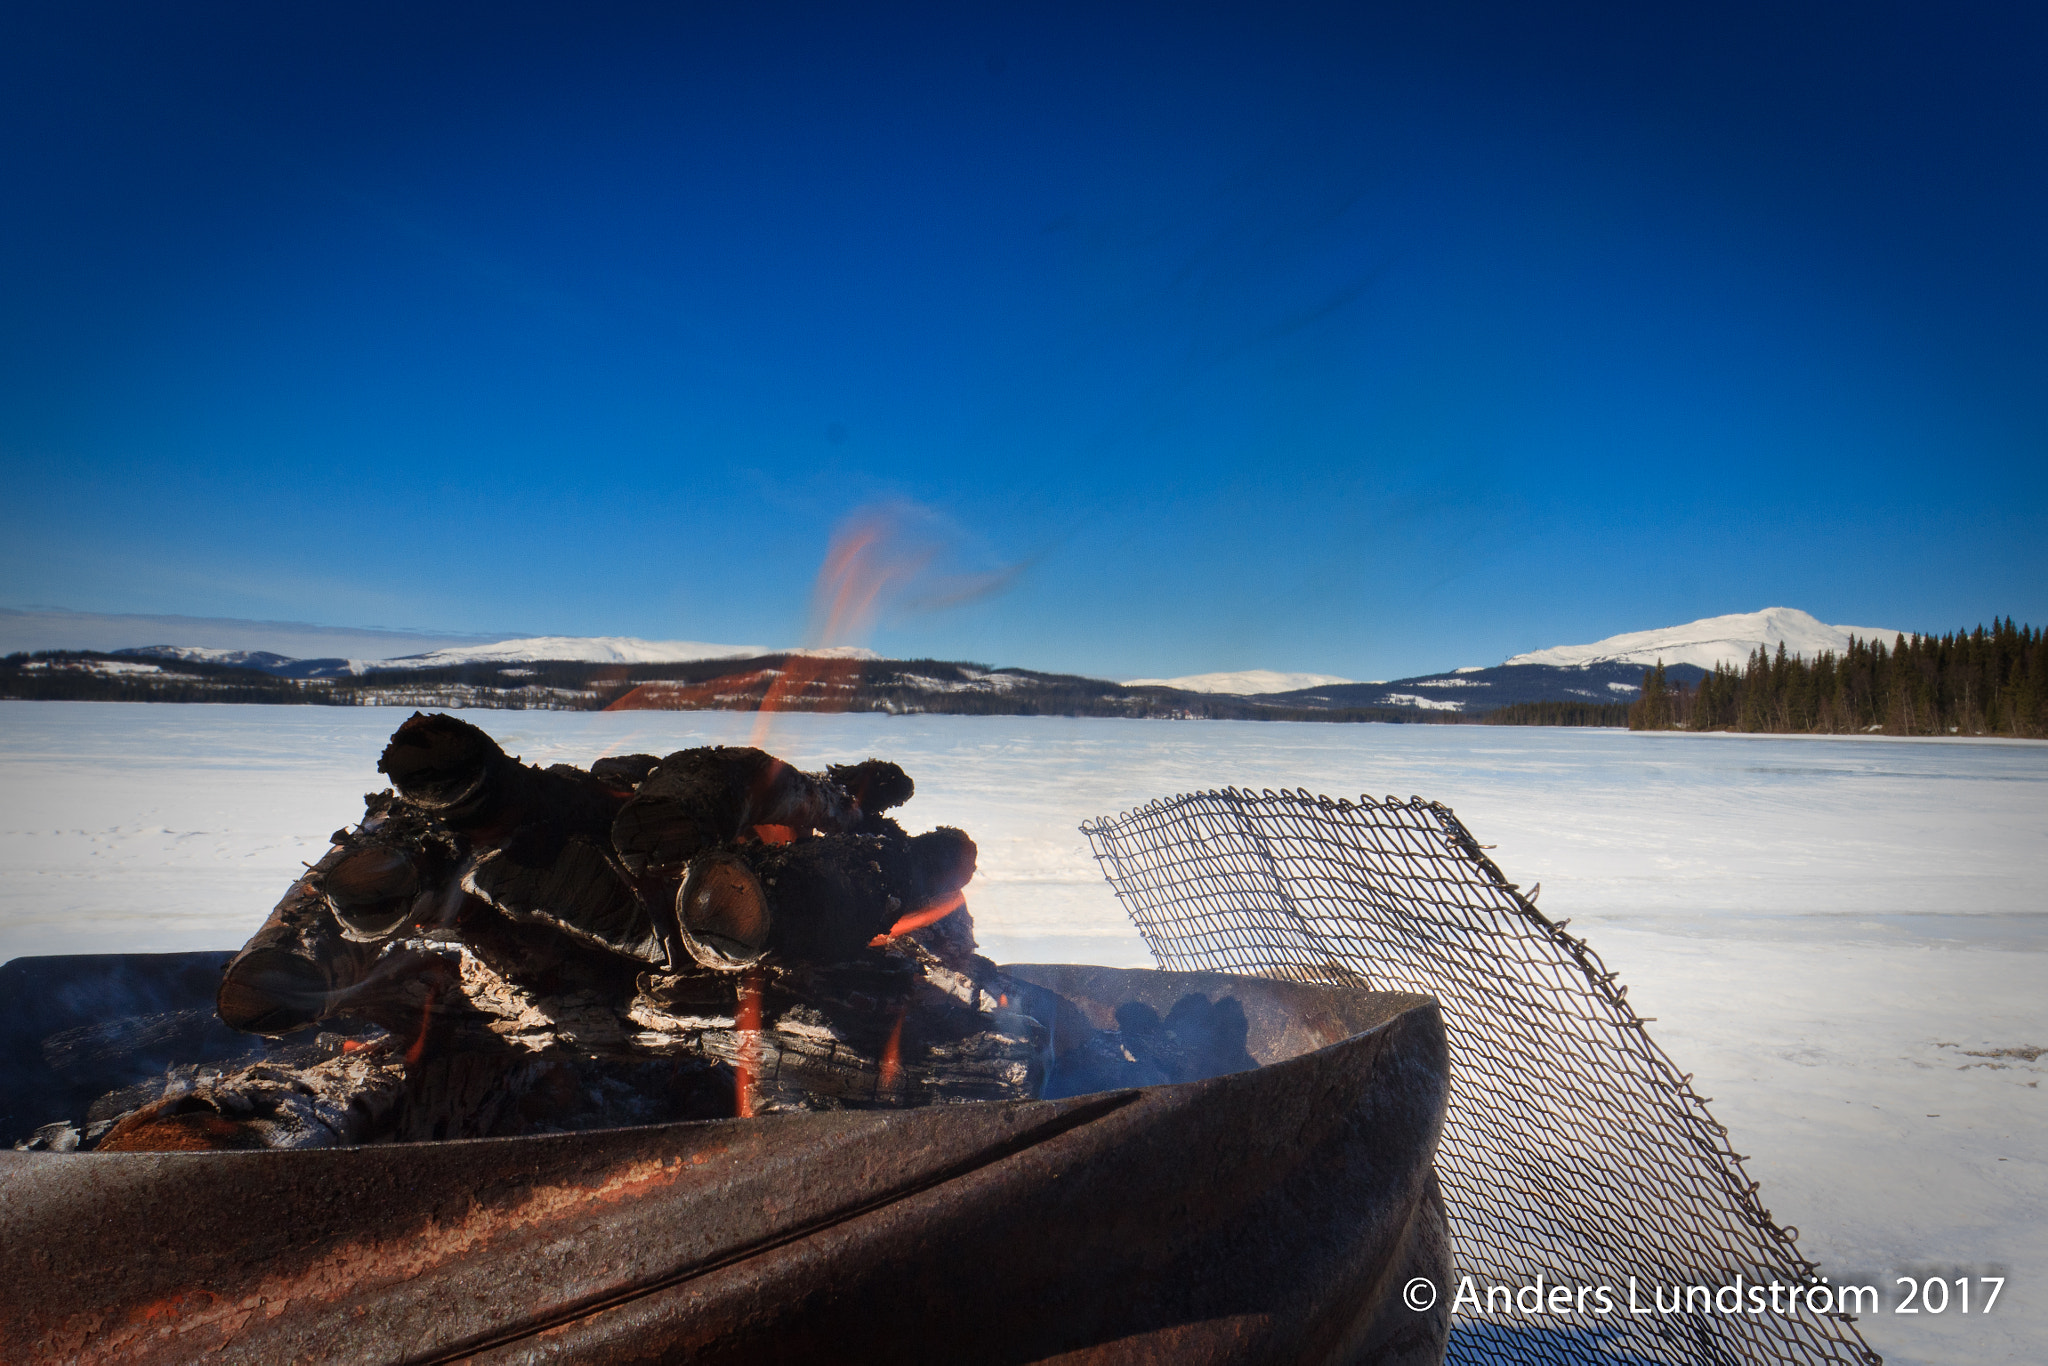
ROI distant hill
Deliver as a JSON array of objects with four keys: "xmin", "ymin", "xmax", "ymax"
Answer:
[
  {"xmin": 1119, "ymin": 669, "xmax": 1359, "ymax": 695},
  {"xmin": 2, "ymin": 605, "xmax": 1927, "ymax": 725},
  {"xmin": 1259, "ymin": 661, "xmax": 1707, "ymax": 715},
  {"xmin": 0, "ymin": 650, "xmax": 1442, "ymax": 723},
  {"xmin": 1505, "ymin": 607, "xmax": 1902, "ymax": 671}
]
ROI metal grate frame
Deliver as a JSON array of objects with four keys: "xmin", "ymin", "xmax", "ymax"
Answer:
[{"xmin": 1082, "ymin": 787, "xmax": 1881, "ymax": 1366}]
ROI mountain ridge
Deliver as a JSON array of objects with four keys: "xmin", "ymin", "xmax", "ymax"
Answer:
[
  {"xmin": 6, "ymin": 605, "xmax": 1923, "ymax": 718},
  {"xmin": 1506, "ymin": 607, "xmax": 1903, "ymax": 671}
]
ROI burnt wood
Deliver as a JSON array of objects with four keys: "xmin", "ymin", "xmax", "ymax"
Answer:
[
  {"xmin": 674, "ymin": 829, "xmax": 978, "ymax": 970},
  {"xmin": 611, "ymin": 747, "xmax": 909, "ymax": 876},
  {"xmin": 215, "ymin": 851, "xmax": 384, "ymax": 1036}
]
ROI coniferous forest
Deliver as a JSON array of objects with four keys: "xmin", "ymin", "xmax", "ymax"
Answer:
[{"xmin": 1628, "ymin": 619, "xmax": 2046, "ymax": 737}]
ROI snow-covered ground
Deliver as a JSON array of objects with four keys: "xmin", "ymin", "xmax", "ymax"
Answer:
[{"xmin": 0, "ymin": 701, "xmax": 2039, "ymax": 1366}]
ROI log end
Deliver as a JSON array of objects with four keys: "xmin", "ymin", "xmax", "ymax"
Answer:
[
  {"xmin": 828, "ymin": 759, "xmax": 914, "ymax": 814},
  {"xmin": 377, "ymin": 711, "xmax": 505, "ymax": 815},
  {"xmin": 676, "ymin": 853, "xmax": 772, "ymax": 970},
  {"xmin": 217, "ymin": 947, "xmax": 330, "ymax": 1035}
]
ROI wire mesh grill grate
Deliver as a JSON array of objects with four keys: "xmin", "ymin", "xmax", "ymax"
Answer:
[{"xmin": 1081, "ymin": 787, "xmax": 1881, "ymax": 1366}]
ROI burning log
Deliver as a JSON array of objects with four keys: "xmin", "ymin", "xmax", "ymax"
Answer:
[
  {"xmin": 376, "ymin": 711, "xmax": 626, "ymax": 839},
  {"xmin": 611, "ymin": 746, "xmax": 911, "ymax": 876},
  {"xmin": 215, "ymin": 854, "xmax": 383, "ymax": 1036},
  {"xmin": 318, "ymin": 791, "xmax": 461, "ymax": 940},
  {"xmin": 56, "ymin": 713, "xmax": 1042, "ymax": 1151},
  {"xmin": 674, "ymin": 828, "xmax": 977, "ymax": 970},
  {"xmin": 630, "ymin": 938, "xmax": 1044, "ymax": 1114},
  {"xmin": 95, "ymin": 1044, "xmax": 407, "ymax": 1151}
]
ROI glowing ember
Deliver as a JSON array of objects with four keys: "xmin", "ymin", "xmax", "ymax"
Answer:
[
  {"xmin": 735, "ymin": 968, "xmax": 764, "ymax": 1118},
  {"xmin": 878, "ymin": 1009, "xmax": 906, "ymax": 1093},
  {"xmin": 869, "ymin": 890, "xmax": 967, "ymax": 946}
]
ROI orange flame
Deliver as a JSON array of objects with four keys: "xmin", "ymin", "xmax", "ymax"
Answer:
[
  {"xmin": 607, "ymin": 503, "xmax": 1020, "ymax": 728},
  {"xmin": 878, "ymin": 1009, "xmax": 906, "ymax": 1094},
  {"xmin": 403, "ymin": 985, "xmax": 437, "ymax": 1066},
  {"xmin": 748, "ymin": 514, "xmax": 930, "ymax": 749},
  {"xmin": 734, "ymin": 968, "xmax": 763, "ymax": 1118},
  {"xmin": 867, "ymin": 889, "xmax": 967, "ymax": 946}
]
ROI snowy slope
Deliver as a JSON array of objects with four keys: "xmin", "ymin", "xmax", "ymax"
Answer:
[
  {"xmin": 1506, "ymin": 607, "xmax": 1905, "ymax": 670},
  {"xmin": 347, "ymin": 635, "xmax": 775, "ymax": 671},
  {"xmin": 1121, "ymin": 669, "xmax": 1357, "ymax": 695},
  {"xmin": 118, "ymin": 646, "xmax": 299, "ymax": 670}
]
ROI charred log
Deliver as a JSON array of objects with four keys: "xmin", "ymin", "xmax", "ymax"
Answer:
[
  {"xmin": 673, "ymin": 828, "xmax": 975, "ymax": 971},
  {"xmin": 589, "ymin": 752, "xmax": 662, "ymax": 788},
  {"xmin": 377, "ymin": 711, "xmax": 627, "ymax": 841},
  {"xmin": 215, "ymin": 852, "xmax": 383, "ymax": 1036},
  {"xmin": 611, "ymin": 747, "xmax": 909, "ymax": 875},
  {"xmin": 314, "ymin": 791, "xmax": 463, "ymax": 941},
  {"xmin": 463, "ymin": 836, "xmax": 665, "ymax": 964},
  {"xmin": 826, "ymin": 758, "xmax": 915, "ymax": 819},
  {"xmin": 95, "ymin": 1045, "xmax": 406, "ymax": 1151}
]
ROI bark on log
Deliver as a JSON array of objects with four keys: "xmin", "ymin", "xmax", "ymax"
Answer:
[
  {"xmin": 216, "ymin": 850, "xmax": 383, "ymax": 1036},
  {"xmin": 463, "ymin": 836, "xmax": 664, "ymax": 964},
  {"xmin": 377, "ymin": 711, "xmax": 628, "ymax": 841},
  {"xmin": 316, "ymin": 791, "xmax": 462, "ymax": 941},
  {"xmin": 611, "ymin": 748, "xmax": 910, "ymax": 876},
  {"xmin": 674, "ymin": 829, "xmax": 976, "ymax": 971}
]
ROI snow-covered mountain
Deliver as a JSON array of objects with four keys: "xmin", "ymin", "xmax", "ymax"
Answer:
[
  {"xmin": 1505, "ymin": 607, "xmax": 1905, "ymax": 672},
  {"xmin": 119, "ymin": 645, "xmax": 300, "ymax": 671},
  {"xmin": 1122, "ymin": 669, "xmax": 1358, "ymax": 695},
  {"xmin": 348, "ymin": 635, "xmax": 771, "ymax": 671}
]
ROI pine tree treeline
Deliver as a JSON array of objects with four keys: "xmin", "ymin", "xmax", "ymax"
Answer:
[
  {"xmin": 1484, "ymin": 701, "xmax": 1633, "ymax": 727},
  {"xmin": 1626, "ymin": 619, "xmax": 2046, "ymax": 737}
]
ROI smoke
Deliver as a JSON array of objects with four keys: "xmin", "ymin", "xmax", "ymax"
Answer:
[{"xmin": 804, "ymin": 501, "xmax": 1026, "ymax": 649}]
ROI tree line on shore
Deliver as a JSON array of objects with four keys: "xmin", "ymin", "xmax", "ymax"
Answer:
[{"xmin": 1627, "ymin": 618, "xmax": 2045, "ymax": 737}]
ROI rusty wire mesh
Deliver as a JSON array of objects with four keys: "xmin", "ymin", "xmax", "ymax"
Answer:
[{"xmin": 1081, "ymin": 788, "xmax": 1881, "ymax": 1366}]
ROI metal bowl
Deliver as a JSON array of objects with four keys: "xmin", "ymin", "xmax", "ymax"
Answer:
[{"xmin": 0, "ymin": 954, "xmax": 1448, "ymax": 1365}]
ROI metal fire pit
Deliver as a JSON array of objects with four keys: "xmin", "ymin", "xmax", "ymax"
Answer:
[{"xmin": 0, "ymin": 953, "xmax": 1449, "ymax": 1365}]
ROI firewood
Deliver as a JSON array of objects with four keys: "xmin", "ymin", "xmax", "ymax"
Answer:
[
  {"xmin": 674, "ymin": 828, "xmax": 977, "ymax": 971},
  {"xmin": 190, "ymin": 716, "xmax": 1042, "ymax": 1146},
  {"xmin": 611, "ymin": 748, "xmax": 909, "ymax": 876},
  {"xmin": 590, "ymin": 753, "xmax": 662, "ymax": 787},
  {"xmin": 463, "ymin": 836, "xmax": 665, "ymax": 964},
  {"xmin": 377, "ymin": 711, "xmax": 627, "ymax": 840},
  {"xmin": 316, "ymin": 791, "xmax": 462, "ymax": 941},
  {"xmin": 216, "ymin": 850, "xmax": 383, "ymax": 1035}
]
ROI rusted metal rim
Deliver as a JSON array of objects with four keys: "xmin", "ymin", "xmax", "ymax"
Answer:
[{"xmin": 0, "ymin": 962, "xmax": 1450, "ymax": 1366}]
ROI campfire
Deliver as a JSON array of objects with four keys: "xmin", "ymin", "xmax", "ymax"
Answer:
[
  {"xmin": 0, "ymin": 715, "xmax": 1456, "ymax": 1364},
  {"xmin": 51, "ymin": 712, "xmax": 1050, "ymax": 1151}
]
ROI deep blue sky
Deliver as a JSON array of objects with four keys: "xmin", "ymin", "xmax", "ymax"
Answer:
[{"xmin": 2, "ymin": 2, "xmax": 2043, "ymax": 678}]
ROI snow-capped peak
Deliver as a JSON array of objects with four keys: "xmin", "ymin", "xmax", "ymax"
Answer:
[
  {"xmin": 1505, "ymin": 608, "xmax": 1906, "ymax": 672},
  {"xmin": 117, "ymin": 645, "xmax": 297, "ymax": 669},
  {"xmin": 1122, "ymin": 669, "xmax": 1357, "ymax": 695},
  {"xmin": 343, "ymin": 635, "xmax": 771, "ymax": 672}
]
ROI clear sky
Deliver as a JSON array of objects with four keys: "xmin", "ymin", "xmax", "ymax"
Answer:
[{"xmin": 2, "ymin": 2, "xmax": 2043, "ymax": 679}]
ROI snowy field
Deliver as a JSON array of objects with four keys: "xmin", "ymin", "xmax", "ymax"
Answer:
[{"xmin": 1, "ymin": 700, "xmax": 2041, "ymax": 1366}]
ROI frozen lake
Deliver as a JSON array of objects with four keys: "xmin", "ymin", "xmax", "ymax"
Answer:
[{"xmin": 1, "ymin": 701, "xmax": 2041, "ymax": 1365}]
